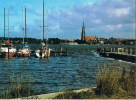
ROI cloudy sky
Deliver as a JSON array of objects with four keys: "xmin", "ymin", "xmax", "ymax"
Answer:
[{"xmin": 0, "ymin": 0, "xmax": 135, "ymax": 39}]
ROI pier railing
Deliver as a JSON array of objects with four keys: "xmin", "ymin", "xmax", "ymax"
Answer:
[
  {"xmin": 97, "ymin": 47, "xmax": 136, "ymax": 62},
  {"xmin": 99, "ymin": 47, "xmax": 136, "ymax": 56}
]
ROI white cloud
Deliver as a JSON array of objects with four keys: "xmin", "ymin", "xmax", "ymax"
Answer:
[
  {"xmin": 106, "ymin": 25, "xmax": 114, "ymax": 30},
  {"xmin": 117, "ymin": 24, "xmax": 122, "ymax": 28},
  {"xmin": 106, "ymin": 24, "xmax": 123, "ymax": 31},
  {"xmin": 94, "ymin": 19, "xmax": 101, "ymax": 24},
  {"xmin": 110, "ymin": 8, "xmax": 130, "ymax": 18}
]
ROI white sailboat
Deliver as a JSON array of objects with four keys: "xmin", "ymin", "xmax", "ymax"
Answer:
[
  {"xmin": 35, "ymin": 0, "xmax": 51, "ymax": 58},
  {"xmin": 17, "ymin": 6, "xmax": 31, "ymax": 57}
]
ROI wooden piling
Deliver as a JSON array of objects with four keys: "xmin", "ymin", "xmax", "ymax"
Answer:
[
  {"xmin": 98, "ymin": 47, "xmax": 136, "ymax": 63},
  {"xmin": 54, "ymin": 49, "xmax": 56, "ymax": 57},
  {"xmin": 66, "ymin": 48, "xmax": 68, "ymax": 56},
  {"xmin": 8, "ymin": 45, "xmax": 9, "ymax": 58}
]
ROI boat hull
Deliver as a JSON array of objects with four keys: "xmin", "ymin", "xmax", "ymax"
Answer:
[
  {"xmin": 0, "ymin": 40, "xmax": 17, "ymax": 58},
  {"xmin": 3, "ymin": 52, "xmax": 16, "ymax": 57},
  {"xmin": 45, "ymin": 53, "xmax": 50, "ymax": 57},
  {"xmin": 35, "ymin": 49, "xmax": 51, "ymax": 58},
  {"xmin": 17, "ymin": 53, "xmax": 30, "ymax": 57},
  {"xmin": 17, "ymin": 48, "xmax": 31, "ymax": 57}
]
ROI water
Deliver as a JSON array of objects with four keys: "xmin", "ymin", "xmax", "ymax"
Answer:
[{"xmin": 0, "ymin": 44, "xmax": 135, "ymax": 94}]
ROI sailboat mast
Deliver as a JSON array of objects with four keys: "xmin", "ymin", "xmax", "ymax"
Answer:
[
  {"xmin": 25, "ymin": 6, "xmax": 27, "ymax": 39},
  {"xmin": 8, "ymin": 9, "xmax": 10, "ymax": 40},
  {"xmin": 46, "ymin": 9, "xmax": 48, "ymax": 46},
  {"xmin": 4, "ymin": 8, "xmax": 5, "ymax": 38},
  {"xmin": 43, "ymin": 0, "xmax": 44, "ymax": 41},
  {"xmin": 22, "ymin": 6, "xmax": 24, "ymax": 45}
]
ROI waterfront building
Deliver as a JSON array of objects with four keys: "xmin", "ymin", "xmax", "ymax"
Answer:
[
  {"xmin": 80, "ymin": 22, "xmax": 100, "ymax": 44},
  {"xmin": 85, "ymin": 36, "xmax": 100, "ymax": 44}
]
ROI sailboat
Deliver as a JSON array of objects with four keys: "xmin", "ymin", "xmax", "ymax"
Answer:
[
  {"xmin": 17, "ymin": 6, "xmax": 31, "ymax": 57},
  {"xmin": 35, "ymin": 0, "xmax": 51, "ymax": 58},
  {"xmin": 0, "ymin": 9, "xmax": 17, "ymax": 57}
]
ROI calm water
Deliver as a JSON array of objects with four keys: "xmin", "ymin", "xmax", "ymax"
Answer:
[{"xmin": 0, "ymin": 44, "xmax": 135, "ymax": 94}]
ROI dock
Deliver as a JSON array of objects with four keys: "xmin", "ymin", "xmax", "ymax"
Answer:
[
  {"xmin": 97, "ymin": 47, "xmax": 136, "ymax": 63},
  {"xmin": 50, "ymin": 46, "xmax": 68, "ymax": 57}
]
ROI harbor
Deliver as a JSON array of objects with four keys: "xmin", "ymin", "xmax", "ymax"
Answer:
[
  {"xmin": 0, "ymin": 0, "xmax": 135, "ymax": 99},
  {"xmin": 0, "ymin": 44, "xmax": 135, "ymax": 94}
]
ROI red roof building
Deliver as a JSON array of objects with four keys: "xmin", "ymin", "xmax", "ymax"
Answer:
[{"xmin": 85, "ymin": 36, "xmax": 99, "ymax": 41}]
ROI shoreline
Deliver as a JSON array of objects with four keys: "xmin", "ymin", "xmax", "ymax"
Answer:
[{"xmin": 24, "ymin": 87, "xmax": 96, "ymax": 99}]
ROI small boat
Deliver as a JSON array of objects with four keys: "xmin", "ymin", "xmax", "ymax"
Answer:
[
  {"xmin": 17, "ymin": 6, "xmax": 31, "ymax": 57},
  {"xmin": 17, "ymin": 42, "xmax": 31, "ymax": 57},
  {"xmin": 0, "ymin": 40, "xmax": 17, "ymax": 57},
  {"xmin": 35, "ymin": 42, "xmax": 51, "ymax": 58},
  {"xmin": 0, "ymin": 9, "xmax": 17, "ymax": 57},
  {"xmin": 35, "ymin": 0, "xmax": 51, "ymax": 58}
]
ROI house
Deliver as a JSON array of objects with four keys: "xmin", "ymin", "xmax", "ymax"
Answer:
[{"xmin": 85, "ymin": 36, "xmax": 100, "ymax": 44}]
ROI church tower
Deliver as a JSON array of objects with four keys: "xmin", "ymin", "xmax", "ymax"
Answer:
[{"xmin": 81, "ymin": 22, "xmax": 86, "ymax": 41}]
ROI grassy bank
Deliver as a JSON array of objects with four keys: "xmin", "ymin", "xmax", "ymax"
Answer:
[
  {"xmin": 0, "ymin": 74, "xmax": 34, "ymax": 99},
  {"xmin": 0, "ymin": 64, "xmax": 135, "ymax": 99},
  {"xmin": 54, "ymin": 64, "xmax": 136, "ymax": 99}
]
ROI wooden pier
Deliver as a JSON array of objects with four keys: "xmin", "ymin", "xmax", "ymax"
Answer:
[
  {"xmin": 50, "ymin": 46, "xmax": 68, "ymax": 57},
  {"xmin": 97, "ymin": 47, "xmax": 136, "ymax": 63}
]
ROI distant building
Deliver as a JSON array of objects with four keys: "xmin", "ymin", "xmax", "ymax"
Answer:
[
  {"xmin": 85, "ymin": 36, "xmax": 100, "ymax": 44},
  {"xmin": 85, "ymin": 36, "xmax": 99, "ymax": 41},
  {"xmin": 80, "ymin": 22, "xmax": 100, "ymax": 44},
  {"xmin": 123, "ymin": 39, "xmax": 136, "ymax": 45},
  {"xmin": 81, "ymin": 22, "xmax": 86, "ymax": 42}
]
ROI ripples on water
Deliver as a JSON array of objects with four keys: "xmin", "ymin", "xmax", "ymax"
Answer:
[{"xmin": 0, "ymin": 44, "xmax": 134, "ymax": 94}]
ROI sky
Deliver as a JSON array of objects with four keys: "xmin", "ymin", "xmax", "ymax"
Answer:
[{"xmin": 0, "ymin": 0, "xmax": 135, "ymax": 39}]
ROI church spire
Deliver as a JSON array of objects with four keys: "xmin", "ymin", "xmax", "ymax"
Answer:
[
  {"xmin": 81, "ymin": 22, "xmax": 86, "ymax": 41},
  {"xmin": 83, "ymin": 22, "xmax": 85, "ymax": 28}
]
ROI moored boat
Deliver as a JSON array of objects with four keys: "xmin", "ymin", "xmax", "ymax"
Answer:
[
  {"xmin": 0, "ymin": 40, "xmax": 17, "ymax": 57},
  {"xmin": 17, "ymin": 6, "xmax": 31, "ymax": 57},
  {"xmin": 0, "ymin": 9, "xmax": 17, "ymax": 57},
  {"xmin": 35, "ymin": 42, "xmax": 51, "ymax": 58},
  {"xmin": 17, "ymin": 43, "xmax": 31, "ymax": 57},
  {"xmin": 35, "ymin": 0, "xmax": 51, "ymax": 58}
]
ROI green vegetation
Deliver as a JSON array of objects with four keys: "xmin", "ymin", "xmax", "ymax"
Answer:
[
  {"xmin": 0, "ymin": 64, "xmax": 135, "ymax": 99},
  {"xmin": 54, "ymin": 64, "xmax": 136, "ymax": 99},
  {"xmin": 0, "ymin": 74, "xmax": 34, "ymax": 99}
]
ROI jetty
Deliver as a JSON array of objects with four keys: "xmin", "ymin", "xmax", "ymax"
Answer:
[
  {"xmin": 97, "ymin": 47, "xmax": 136, "ymax": 63},
  {"xmin": 50, "ymin": 46, "xmax": 68, "ymax": 57}
]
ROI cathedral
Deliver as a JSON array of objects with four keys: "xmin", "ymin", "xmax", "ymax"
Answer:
[
  {"xmin": 81, "ymin": 22, "xmax": 86, "ymax": 41},
  {"xmin": 81, "ymin": 22, "xmax": 99, "ymax": 43}
]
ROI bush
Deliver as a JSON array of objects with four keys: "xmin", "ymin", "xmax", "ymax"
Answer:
[
  {"xmin": 95, "ymin": 64, "xmax": 136, "ymax": 98},
  {"xmin": 54, "ymin": 64, "xmax": 136, "ymax": 99},
  {"xmin": 0, "ymin": 74, "xmax": 34, "ymax": 99},
  {"xmin": 95, "ymin": 65, "xmax": 121, "ymax": 96}
]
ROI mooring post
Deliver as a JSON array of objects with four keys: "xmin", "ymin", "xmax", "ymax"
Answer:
[
  {"xmin": 111, "ymin": 47, "xmax": 112, "ymax": 53},
  {"xmin": 66, "ymin": 48, "xmax": 68, "ymax": 56},
  {"xmin": 29, "ymin": 52, "xmax": 31, "ymax": 58},
  {"xmin": 54, "ymin": 49, "xmax": 56, "ymax": 57},
  {"xmin": 60, "ymin": 46, "xmax": 62, "ymax": 56},
  {"xmin": 60, "ymin": 46, "xmax": 62, "ymax": 52},
  {"xmin": 103, "ymin": 48, "xmax": 105, "ymax": 53},
  {"xmin": 113, "ymin": 48, "xmax": 115, "ymax": 53},
  {"xmin": 8, "ymin": 45, "xmax": 9, "ymax": 58},
  {"xmin": 130, "ymin": 48, "xmax": 132, "ymax": 55},
  {"xmin": 125, "ymin": 48, "xmax": 127, "ymax": 54},
  {"xmin": 118, "ymin": 48, "xmax": 119, "ymax": 54},
  {"xmin": 127, "ymin": 48, "xmax": 129, "ymax": 55}
]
